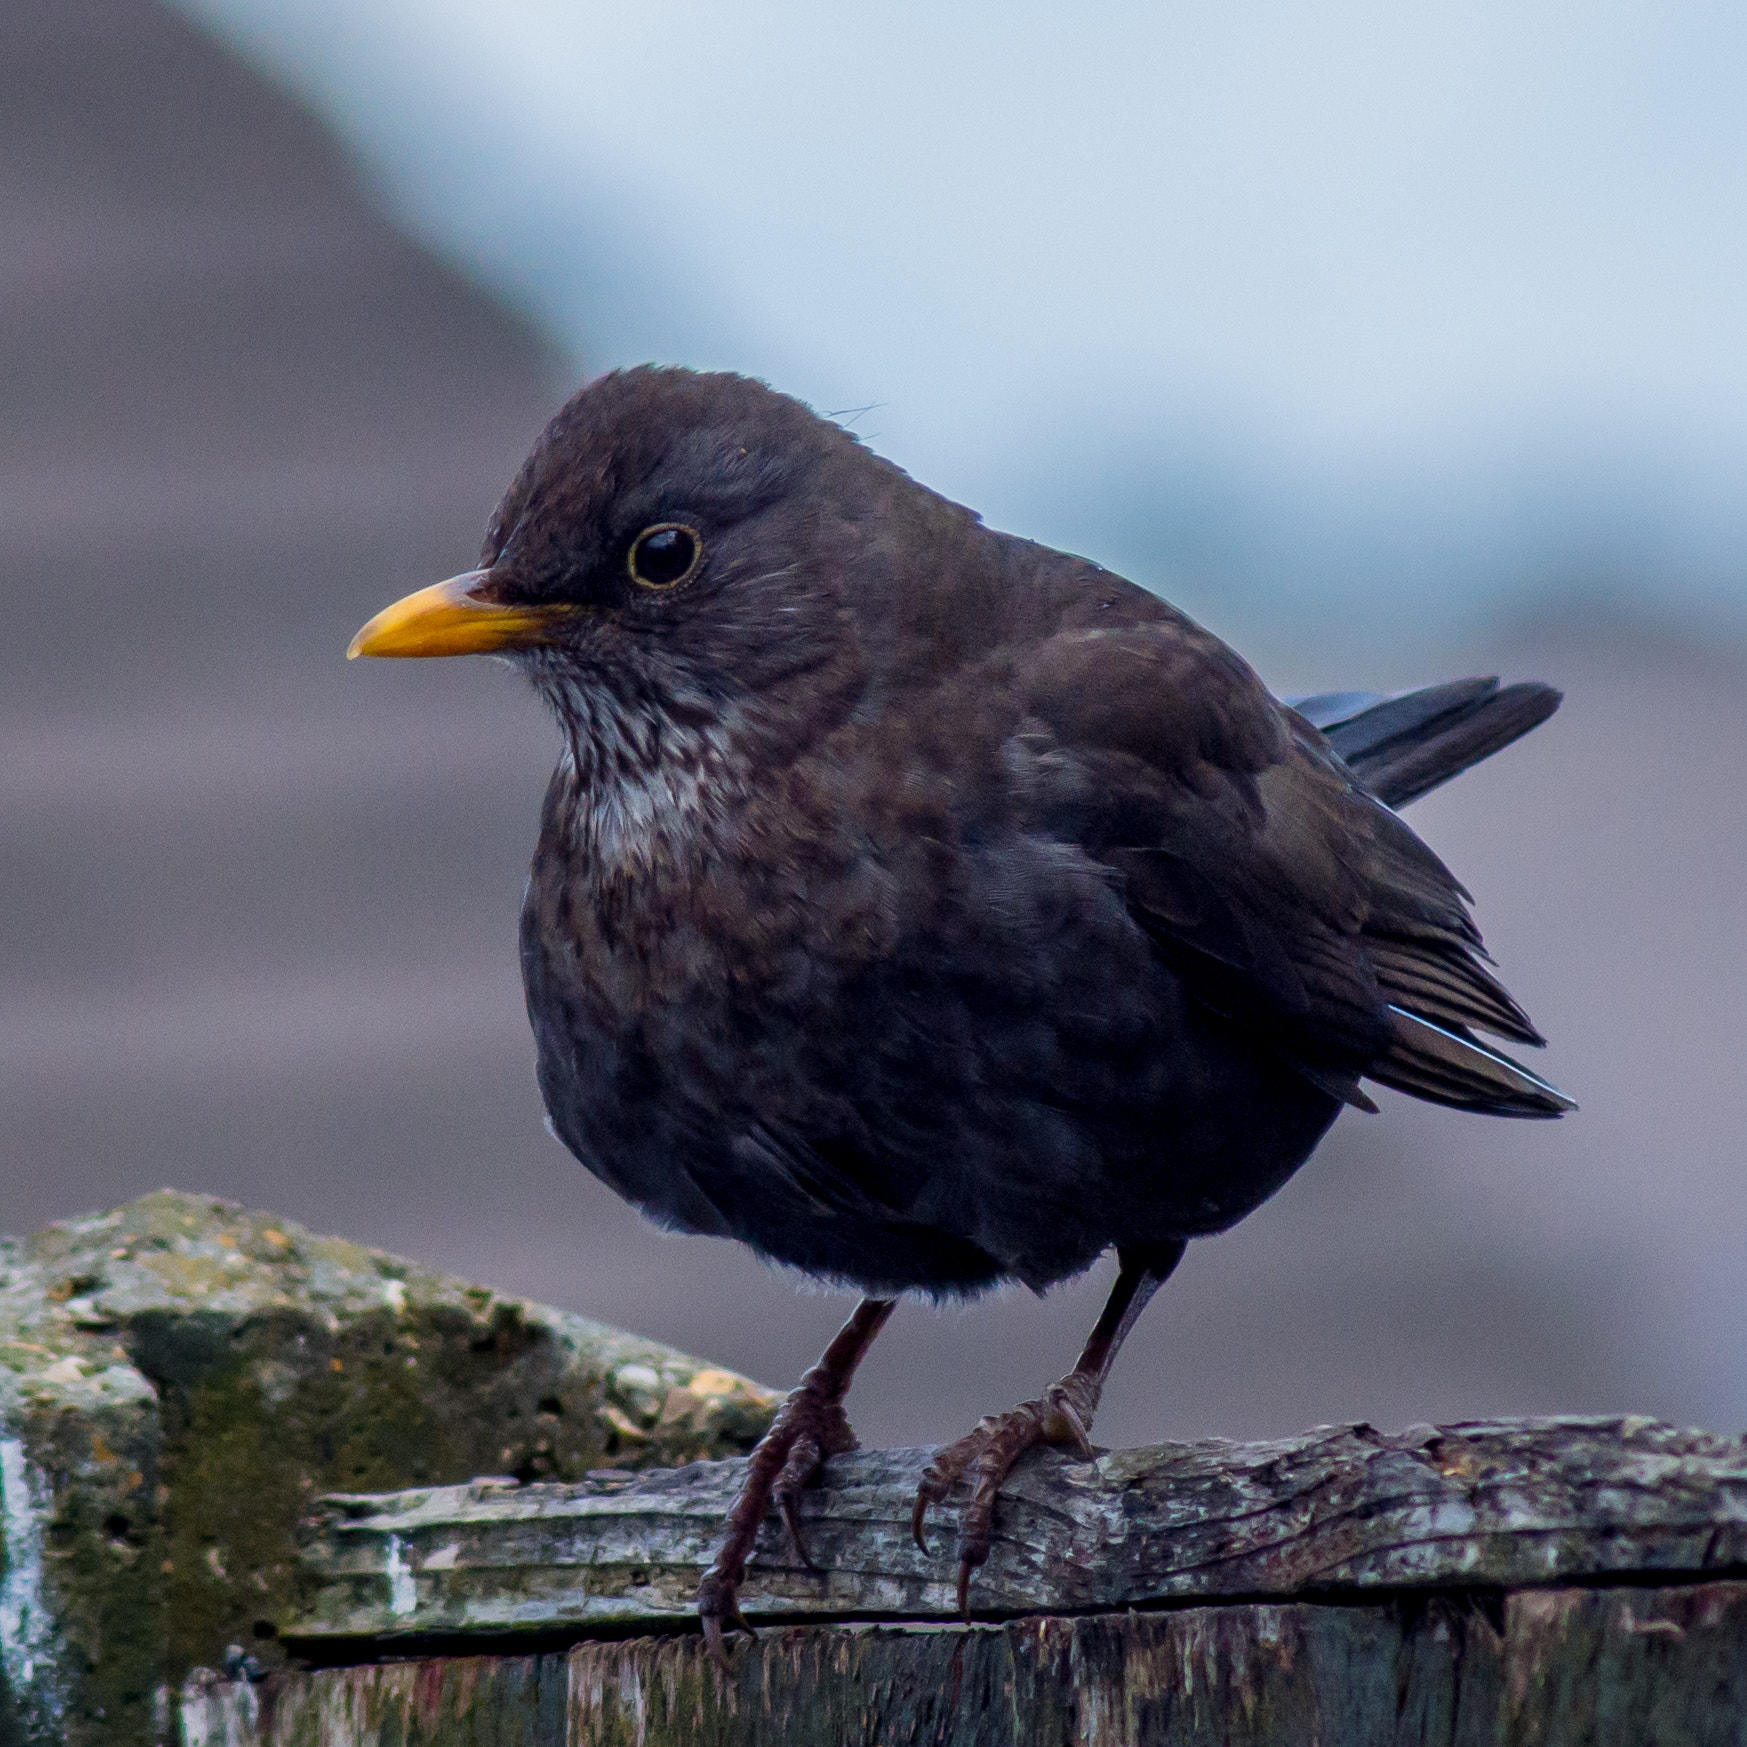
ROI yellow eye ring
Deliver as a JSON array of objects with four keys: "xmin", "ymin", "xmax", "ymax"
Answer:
[{"xmin": 628, "ymin": 522, "xmax": 703, "ymax": 590}]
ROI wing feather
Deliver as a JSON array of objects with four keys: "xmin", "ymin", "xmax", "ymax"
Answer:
[{"xmin": 1015, "ymin": 620, "xmax": 1568, "ymax": 1117}]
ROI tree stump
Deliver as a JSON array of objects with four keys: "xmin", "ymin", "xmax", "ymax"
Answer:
[{"xmin": 175, "ymin": 1415, "xmax": 1747, "ymax": 1745}]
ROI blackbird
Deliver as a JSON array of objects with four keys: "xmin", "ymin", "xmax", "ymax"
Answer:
[{"xmin": 349, "ymin": 366, "xmax": 1570, "ymax": 1656}]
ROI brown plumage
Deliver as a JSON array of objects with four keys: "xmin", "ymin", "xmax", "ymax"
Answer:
[{"xmin": 348, "ymin": 366, "xmax": 1570, "ymax": 1655}]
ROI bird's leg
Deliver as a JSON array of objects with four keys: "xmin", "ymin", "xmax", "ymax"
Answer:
[
  {"xmin": 698, "ymin": 1295, "xmax": 896, "ymax": 1666},
  {"xmin": 912, "ymin": 1241, "xmax": 1186, "ymax": 1615}
]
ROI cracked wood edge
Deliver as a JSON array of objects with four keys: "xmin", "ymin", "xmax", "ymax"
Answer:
[
  {"xmin": 286, "ymin": 1415, "xmax": 1747, "ymax": 1641},
  {"xmin": 185, "ymin": 1583, "xmax": 1747, "ymax": 1747}
]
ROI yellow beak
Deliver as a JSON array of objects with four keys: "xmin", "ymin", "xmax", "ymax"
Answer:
[{"xmin": 346, "ymin": 570, "xmax": 570, "ymax": 659}]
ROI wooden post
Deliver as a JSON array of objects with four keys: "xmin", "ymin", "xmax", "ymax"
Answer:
[{"xmin": 176, "ymin": 1416, "xmax": 1747, "ymax": 1744}]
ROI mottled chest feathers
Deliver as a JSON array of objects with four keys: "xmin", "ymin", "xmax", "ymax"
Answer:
[{"xmin": 542, "ymin": 673, "xmax": 744, "ymax": 874}]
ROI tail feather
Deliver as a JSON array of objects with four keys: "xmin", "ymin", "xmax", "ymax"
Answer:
[
  {"xmin": 1288, "ymin": 677, "xmax": 1562, "ymax": 808},
  {"xmin": 1286, "ymin": 676, "xmax": 1573, "ymax": 1118},
  {"xmin": 1369, "ymin": 1007, "xmax": 1575, "ymax": 1118},
  {"xmin": 1363, "ymin": 934, "xmax": 1544, "ymax": 1046}
]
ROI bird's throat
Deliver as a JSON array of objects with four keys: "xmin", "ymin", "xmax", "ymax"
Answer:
[{"xmin": 538, "ymin": 671, "xmax": 745, "ymax": 878}]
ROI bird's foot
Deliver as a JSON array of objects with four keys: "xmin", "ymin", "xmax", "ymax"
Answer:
[
  {"xmin": 911, "ymin": 1370, "xmax": 1101, "ymax": 1616},
  {"xmin": 697, "ymin": 1368, "xmax": 860, "ymax": 1670}
]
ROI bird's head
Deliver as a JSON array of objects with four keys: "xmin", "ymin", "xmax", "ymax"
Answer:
[{"xmin": 348, "ymin": 368, "xmax": 921, "ymax": 742}]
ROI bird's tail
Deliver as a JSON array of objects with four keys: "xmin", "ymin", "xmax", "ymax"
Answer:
[
  {"xmin": 1287, "ymin": 676, "xmax": 1574, "ymax": 1118},
  {"xmin": 1370, "ymin": 1006, "xmax": 1574, "ymax": 1117},
  {"xmin": 1288, "ymin": 677, "xmax": 1561, "ymax": 809}
]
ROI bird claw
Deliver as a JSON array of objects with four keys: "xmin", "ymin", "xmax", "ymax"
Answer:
[
  {"xmin": 910, "ymin": 1486, "xmax": 936, "ymax": 1556},
  {"xmin": 911, "ymin": 1376, "xmax": 1103, "ymax": 1612},
  {"xmin": 774, "ymin": 1433, "xmax": 825, "ymax": 1570},
  {"xmin": 1040, "ymin": 1389, "xmax": 1096, "ymax": 1460},
  {"xmin": 694, "ymin": 1366, "xmax": 864, "ymax": 1654},
  {"xmin": 955, "ymin": 1551, "xmax": 984, "ymax": 1621},
  {"xmin": 697, "ymin": 1570, "xmax": 754, "ymax": 1673}
]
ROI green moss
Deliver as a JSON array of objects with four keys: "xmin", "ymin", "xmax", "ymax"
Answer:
[{"xmin": 0, "ymin": 1192, "xmax": 779, "ymax": 1744}]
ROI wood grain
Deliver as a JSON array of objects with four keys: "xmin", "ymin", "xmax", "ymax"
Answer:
[
  {"xmin": 290, "ymin": 1415, "xmax": 1747, "ymax": 1642},
  {"xmin": 185, "ymin": 1583, "xmax": 1747, "ymax": 1746}
]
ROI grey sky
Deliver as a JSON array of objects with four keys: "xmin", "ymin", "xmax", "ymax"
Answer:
[{"xmin": 170, "ymin": 0, "xmax": 1747, "ymax": 657}]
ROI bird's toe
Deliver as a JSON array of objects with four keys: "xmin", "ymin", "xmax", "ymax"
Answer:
[
  {"xmin": 772, "ymin": 1433, "xmax": 825, "ymax": 1569},
  {"xmin": 695, "ymin": 1364, "xmax": 867, "ymax": 1642},
  {"xmin": 697, "ymin": 1569, "xmax": 754, "ymax": 1673},
  {"xmin": 916, "ymin": 1377, "xmax": 1105, "ymax": 1610}
]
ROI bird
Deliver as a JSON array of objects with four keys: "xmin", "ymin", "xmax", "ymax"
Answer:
[{"xmin": 348, "ymin": 365, "xmax": 1571, "ymax": 1661}]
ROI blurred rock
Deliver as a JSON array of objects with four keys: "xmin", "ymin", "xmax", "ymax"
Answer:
[{"xmin": 0, "ymin": 1190, "xmax": 776, "ymax": 1744}]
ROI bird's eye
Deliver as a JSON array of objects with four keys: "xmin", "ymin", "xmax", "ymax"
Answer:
[{"xmin": 628, "ymin": 523, "xmax": 702, "ymax": 590}]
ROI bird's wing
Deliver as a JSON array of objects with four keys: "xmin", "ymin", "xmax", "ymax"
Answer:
[{"xmin": 1012, "ymin": 617, "xmax": 1570, "ymax": 1116}]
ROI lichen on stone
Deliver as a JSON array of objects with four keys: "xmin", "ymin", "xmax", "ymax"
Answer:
[{"xmin": 0, "ymin": 1190, "xmax": 779, "ymax": 1746}]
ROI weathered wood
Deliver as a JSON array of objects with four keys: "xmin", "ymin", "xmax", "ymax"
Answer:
[
  {"xmin": 183, "ymin": 1583, "xmax": 1747, "ymax": 1745},
  {"xmin": 290, "ymin": 1416, "xmax": 1747, "ymax": 1642}
]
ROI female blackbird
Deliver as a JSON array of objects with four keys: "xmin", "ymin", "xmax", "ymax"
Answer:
[{"xmin": 349, "ymin": 366, "xmax": 1570, "ymax": 1655}]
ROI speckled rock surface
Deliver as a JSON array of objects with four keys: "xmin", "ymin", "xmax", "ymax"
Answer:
[{"xmin": 0, "ymin": 1191, "xmax": 777, "ymax": 1745}]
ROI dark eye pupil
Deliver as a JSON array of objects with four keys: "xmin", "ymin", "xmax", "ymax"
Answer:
[{"xmin": 631, "ymin": 525, "xmax": 698, "ymax": 587}]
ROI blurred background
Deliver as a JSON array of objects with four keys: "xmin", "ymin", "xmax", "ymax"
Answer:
[{"xmin": 4, "ymin": 0, "xmax": 1744, "ymax": 1450}]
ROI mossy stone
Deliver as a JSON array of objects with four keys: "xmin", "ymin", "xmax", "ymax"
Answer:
[{"xmin": 0, "ymin": 1191, "xmax": 777, "ymax": 1745}]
